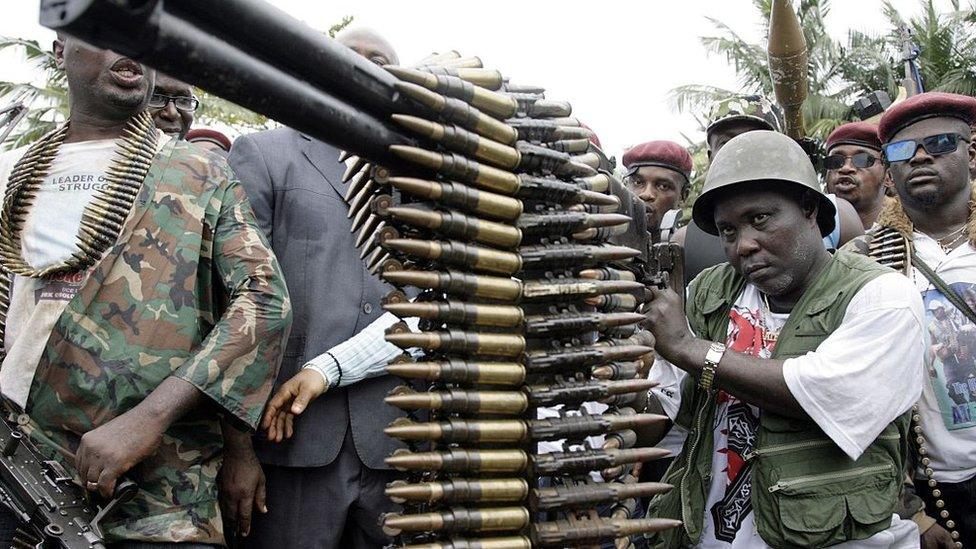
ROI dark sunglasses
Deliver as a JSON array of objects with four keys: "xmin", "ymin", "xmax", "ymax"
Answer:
[
  {"xmin": 148, "ymin": 93, "xmax": 200, "ymax": 113},
  {"xmin": 883, "ymin": 133, "xmax": 971, "ymax": 164},
  {"xmin": 825, "ymin": 152, "xmax": 878, "ymax": 170}
]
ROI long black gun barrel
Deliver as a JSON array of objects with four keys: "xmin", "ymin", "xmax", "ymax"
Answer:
[{"xmin": 39, "ymin": 0, "xmax": 416, "ymax": 166}]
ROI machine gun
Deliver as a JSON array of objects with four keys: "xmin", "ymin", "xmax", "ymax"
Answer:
[{"xmin": 0, "ymin": 416, "xmax": 136, "ymax": 549}]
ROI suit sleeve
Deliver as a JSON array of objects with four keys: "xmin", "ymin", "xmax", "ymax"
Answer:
[
  {"xmin": 228, "ymin": 134, "xmax": 275, "ymax": 241},
  {"xmin": 173, "ymin": 162, "xmax": 292, "ymax": 431}
]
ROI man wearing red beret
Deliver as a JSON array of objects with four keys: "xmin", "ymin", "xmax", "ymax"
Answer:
[
  {"xmin": 622, "ymin": 140, "xmax": 692, "ymax": 242},
  {"xmin": 825, "ymin": 121, "xmax": 886, "ymax": 229},
  {"xmin": 187, "ymin": 128, "xmax": 232, "ymax": 158},
  {"xmin": 846, "ymin": 91, "xmax": 976, "ymax": 548}
]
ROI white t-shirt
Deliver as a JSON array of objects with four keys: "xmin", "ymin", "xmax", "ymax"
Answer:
[
  {"xmin": 648, "ymin": 357, "xmax": 688, "ymax": 455},
  {"xmin": 0, "ymin": 140, "xmax": 117, "ymax": 408},
  {"xmin": 909, "ymin": 232, "xmax": 976, "ymax": 483},
  {"xmin": 659, "ymin": 276, "xmax": 923, "ymax": 548}
]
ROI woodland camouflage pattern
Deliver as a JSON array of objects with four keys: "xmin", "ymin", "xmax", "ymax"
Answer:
[
  {"xmin": 706, "ymin": 94, "xmax": 785, "ymax": 134},
  {"xmin": 16, "ymin": 138, "xmax": 291, "ymax": 543}
]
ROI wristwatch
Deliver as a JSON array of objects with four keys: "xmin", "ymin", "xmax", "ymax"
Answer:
[{"xmin": 698, "ymin": 342, "xmax": 726, "ymax": 392}]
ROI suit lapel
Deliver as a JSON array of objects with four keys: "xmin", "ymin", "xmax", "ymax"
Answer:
[{"xmin": 300, "ymin": 134, "xmax": 345, "ymax": 199}]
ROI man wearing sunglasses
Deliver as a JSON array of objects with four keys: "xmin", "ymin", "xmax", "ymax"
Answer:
[
  {"xmin": 846, "ymin": 91, "xmax": 976, "ymax": 548},
  {"xmin": 825, "ymin": 122, "xmax": 886, "ymax": 229},
  {"xmin": 148, "ymin": 73, "xmax": 198, "ymax": 139}
]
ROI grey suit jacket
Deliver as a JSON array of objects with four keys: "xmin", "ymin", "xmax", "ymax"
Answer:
[{"xmin": 229, "ymin": 127, "xmax": 405, "ymax": 469}]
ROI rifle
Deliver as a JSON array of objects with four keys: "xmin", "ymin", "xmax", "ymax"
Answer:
[{"xmin": 0, "ymin": 416, "xmax": 136, "ymax": 549}]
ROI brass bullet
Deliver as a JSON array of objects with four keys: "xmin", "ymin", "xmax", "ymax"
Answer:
[
  {"xmin": 386, "ymin": 65, "xmax": 517, "ymax": 119},
  {"xmin": 385, "ymin": 360, "xmax": 526, "ymax": 385},
  {"xmin": 383, "ymin": 238, "xmax": 522, "ymax": 275},
  {"xmin": 385, "ymin": 329, "xmax": 526, "ymax": 357},
  {"xmin": 384, "ymin": 477, "xmax": 529, "ymax": 504},
  {"xmin": 389, "ymin": 145, "xmax": 520, "ymax": 196},
  {"xmin": 382, "ymin": 506, "xmax": 530, "ymax": 536},
  {"xmin": 395, "ymin": 82, "xmax": 517, "ymax": 145},
  {"xmin": 387, "ymin": 177, "xmax": 522, "ymax": 222},
  {"xmin": 385, "ymin": 205, "xmax": 522, "ymax": 250},
  {"xmin": 391, "ymin": 114, "xmax": 520, "ymax": 169},
  {"xmin": 384, "ymin": 386, "xmax": 529, "ymax": 414},
  {"xmin": 383, "ymin": 300, "xmax": 523, "ymax": 328}
]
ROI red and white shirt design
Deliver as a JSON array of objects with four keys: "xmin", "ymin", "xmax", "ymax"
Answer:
[{"xmin": 700, "ymin": 285, "xmax": 787, "ymax": 548}]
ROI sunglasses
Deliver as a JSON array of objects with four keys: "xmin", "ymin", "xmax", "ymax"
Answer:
[
  {"xmin": 825, "ymin": 152, "xmax": 878, "ymax": 170},
  {"xmin": 883, "ymin": 133, "xmax": 971, "ymax": 164},
  {"xmin": 148, "ymin": 93, "xmax": 200, "ymax": 113}
]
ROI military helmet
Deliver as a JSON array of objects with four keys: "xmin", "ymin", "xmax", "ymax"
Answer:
[
  {"xmin": 706, "ymin": 94, "xmax": 784, "ymax": 136},
  {"xmin": 692, "ymin": 130, "xmax": 836, "ymax": 236}
]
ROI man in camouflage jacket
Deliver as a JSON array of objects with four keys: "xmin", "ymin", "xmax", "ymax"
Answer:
[{"xmin": 0, "ymin": 37, "xmax": 291, "ymax": 545}]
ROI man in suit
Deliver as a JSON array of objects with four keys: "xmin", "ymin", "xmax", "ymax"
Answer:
[{"xmin": 227, "ymin": 28, "xmax": 403, "ymax": 549}]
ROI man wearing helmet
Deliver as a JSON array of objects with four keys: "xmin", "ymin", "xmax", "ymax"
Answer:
[
  {"xmin": 642, "ymin": 130, "xmax": 923, "ymax": 548},
  {"xmin": 679, "ymin": 94, "xmax": 864, "ymax": 285}
]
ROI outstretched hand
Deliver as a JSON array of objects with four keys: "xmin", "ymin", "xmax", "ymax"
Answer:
[{"xmin": 260, "ymin": 369, "xmax": 327, "ymax": 442}]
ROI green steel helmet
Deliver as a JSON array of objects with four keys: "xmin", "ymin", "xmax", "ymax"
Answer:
[
  {"xmin": 706, "ymin": 94, "xmax": 784, "ymax": 136},
  {"xmin": 692, "ymin": 130, "xmax": 836, "ymax": 236}
]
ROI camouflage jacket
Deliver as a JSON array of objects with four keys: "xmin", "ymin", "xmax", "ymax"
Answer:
[{"xmin": 18, "ymin": 139, "xmax": 291, "ymax": 543}]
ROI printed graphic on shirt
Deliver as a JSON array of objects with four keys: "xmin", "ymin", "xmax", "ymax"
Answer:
[
  {"xmin": 709, "ymin": 303, "xmax": 778, "ymax": 543},
  {"xmin": 922, "ymin": 284, "xmax": 976, "ymax": 431},
  {"xmin": 34, "ymin": 270, "xmax": 87, "ymax": 303}
]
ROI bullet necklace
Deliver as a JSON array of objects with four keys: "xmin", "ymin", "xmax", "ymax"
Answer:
[
  {"xmin": 0, "ymin": 111, "xmax": 158, "ymax": 278},
  {"xmin": 0, "ymin": 112, "xmax": 158, "ymax": 360}
]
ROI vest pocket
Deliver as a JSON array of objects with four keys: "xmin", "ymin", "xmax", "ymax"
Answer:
[{"xmin": 755, "ymin": 463, "xmax": 896, "ymax": 547}]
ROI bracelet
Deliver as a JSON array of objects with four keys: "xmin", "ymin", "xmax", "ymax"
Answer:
[{"xmin": 326, "ymin": 351, "xmax": 342, "ymax": 387}]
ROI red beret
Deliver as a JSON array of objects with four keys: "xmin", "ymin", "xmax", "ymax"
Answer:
[
  {"xmin": 878, "ymin": 92, "xmax": 976, "ymax": 143},
  {"xmin": 621, "ymin": 140, "xmax": 692, "ymax": 180},
  {"xmin": 186, "ymin": 128, "xmax": 232, "ymax": 152},
  {"xmin": 580, "ymin": 123, "xmax": 602, "ymax": 149},
  {"xmin": 826, "ymin": 121, "xmax": 881, "ymax": 151}
]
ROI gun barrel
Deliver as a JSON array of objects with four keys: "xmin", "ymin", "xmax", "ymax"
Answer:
[{"xmin": 39, "ymin": 0, "xmax": 414, "ymax": 166}]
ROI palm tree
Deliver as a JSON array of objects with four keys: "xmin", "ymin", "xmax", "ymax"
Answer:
[{"xmin": 672, "ymin": 0, "xmax": 976, "ymax": 140}]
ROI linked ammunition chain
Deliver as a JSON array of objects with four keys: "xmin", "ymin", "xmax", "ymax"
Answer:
[{"xmin": 339, "ymin": 51, "xmax": 680, "ymax": 548}]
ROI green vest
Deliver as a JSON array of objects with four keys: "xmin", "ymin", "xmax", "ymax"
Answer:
[{"xmin": 646, "ymin": 251, "xmax": 911, "ymax": 548}]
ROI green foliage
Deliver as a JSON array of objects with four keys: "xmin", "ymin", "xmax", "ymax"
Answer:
[
  {"xmin": 670, "ymin": 0, "xmax": 976, "ymax": 211},
  {"xmin": 672, "ymin": 0, "xmax": 976, "ymax": 142},
  {"xmin": 329, "ymin": 15, "xmax": 354, "ymax": 38},
  {"xmin": 0, "ymin": 37, "xmax": 66, "ymax": 149}
]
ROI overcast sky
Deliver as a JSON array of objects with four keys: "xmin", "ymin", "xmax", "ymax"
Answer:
[{"xmin": 0, "ymin": 0, "xmax": 954, "ymax": 159}]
